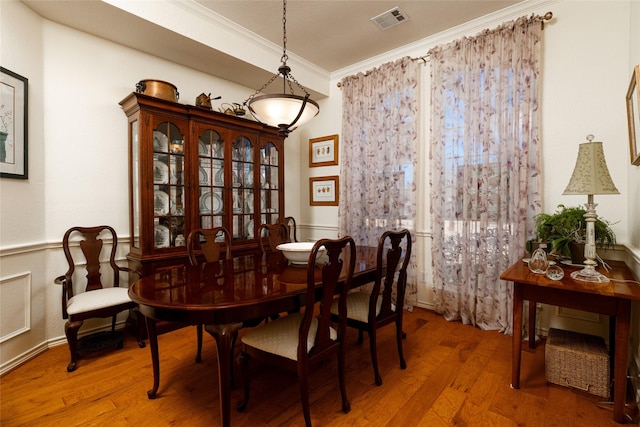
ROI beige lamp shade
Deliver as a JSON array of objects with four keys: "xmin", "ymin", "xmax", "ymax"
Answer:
[{"xmin": 563, "ymin": 139, "xmax": 619, "ymax": 196}]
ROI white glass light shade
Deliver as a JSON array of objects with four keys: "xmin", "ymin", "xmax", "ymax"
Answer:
[{"xmin": 248, "ymin": 94, "xmax": 319, "ymax": 131}]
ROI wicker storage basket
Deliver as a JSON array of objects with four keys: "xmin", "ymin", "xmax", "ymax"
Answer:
[{"xmin": 545, "ymin": 328, "xmax": 610, "ymax": 398}]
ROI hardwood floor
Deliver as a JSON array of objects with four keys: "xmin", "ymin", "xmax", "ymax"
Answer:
[{"xmin": 2, "ymin": 308, "xmax": 637, "ymax": 426}]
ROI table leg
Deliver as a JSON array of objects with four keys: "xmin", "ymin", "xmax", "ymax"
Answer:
[
  {"xmin": 206, "ymin": 323, "xmax": 243, "ymax": 427},
  {"xmin": 511, "ymin": 283, "xmax": 523, "ymax": 389},
  {"xmin": 528, "ymin": 300, "xmax": 537, "ymax": 349},
  {"xmin": 613, "ymin": 301, "xmax": 631, "ymax": 423},
  {"xmin": 145, "ymin": 317, "xmax": 160, "ymax": 399}
]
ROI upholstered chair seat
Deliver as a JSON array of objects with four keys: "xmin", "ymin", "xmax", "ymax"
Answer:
[
  {"xmin": 241, "ymin": 313, "xmax": 337, "ymax": 361},
  {"xmin": 66, "ymin": 287, "xmax": 132, "ymax": 316}
]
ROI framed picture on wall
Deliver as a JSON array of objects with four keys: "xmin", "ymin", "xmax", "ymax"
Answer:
[
  {"xmin": 309, "ymin": 134, "xmax": 339, "ymax": 167},
  {"xmin": 309, "ymin": 175, "xmax": 339, "ymax": 206},
  {"xmin": 1, "ymin": 67, "xmax": 28, "ymax": 179},
  {"xmin": 626, "ymin": 64, "xmax": 640, "ymax": 166}
]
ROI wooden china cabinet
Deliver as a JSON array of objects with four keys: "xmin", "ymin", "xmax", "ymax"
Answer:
[{"xmin": 119, "ymin": 92, "xmax": 285, "ymax": 277}]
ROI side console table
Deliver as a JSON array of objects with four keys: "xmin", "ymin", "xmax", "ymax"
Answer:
[{"xmin": 500, "ymin": 259, "xmax": 640, "ymax": 423}]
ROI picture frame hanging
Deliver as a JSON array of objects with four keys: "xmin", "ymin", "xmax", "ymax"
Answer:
[
  {"xmin": 309, "ymin": 134, "xmax": 339, "ymax": 167},
  {"xmin": 1, "ymin": 67, "xmax": 28, "ymax": 179},
  {"xmin": 626, "ymin": 64, "xmax": 640, "ymax": 166},
  {"xmin": 309, "ymin": 175, "xmax": 339, "ymax": 206}
]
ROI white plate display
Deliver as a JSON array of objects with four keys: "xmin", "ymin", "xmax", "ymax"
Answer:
[
  {"xmin": 213, "ymin": 193, "xmax": 223, "ymax": 213},
  {"xmin": 153, "ymin": 160, "xmax": 169, "ymax": 184},
  {"xmin": 199, "ymin": 141, "xmax": 209, "ymax": 156},
  {"xmin": 212, "ymin": 143, "xmax": 223, "ymax": 158},
  {"xmin": 154, "ymin": 191, "xmax": 169, "ymax": 215},
  {"xmin": 245, "ymin": 193, "xmax": 254, "ymax": 213},
  {"xmin": 245, "ymin": 220, "xmax": 254, "ymax": 238},
  {"xmin": 200, "ymin": 192, "xmax": 212, "ymax": 213},
  {"xmin": 153, "ymin": 131, "xmax": 168, "ymax": 152},
  {"xmin": 199, "ymin": 167, "xmax": 208, "ymax": 185},
  {"xmin": 200, "ymin": 192, "xmax": 223, "ymax": 214},
  {"xmin": 244, "ymin": 169, "xmax": 253, "ymax": 186},
  {"xmin": 232, "ymin": 170, "xmax": 241, "ymax": 187},
  {"xmin": 215, "ymin": 169, "xmax": 224, "ymax": 185},
  {"xmin": 154, "ymin": 225, "xmax": 170, "ymax": 248},
  {"xmin": 169, "ymin": 158, "xmax": 181, "ymax": 184}
]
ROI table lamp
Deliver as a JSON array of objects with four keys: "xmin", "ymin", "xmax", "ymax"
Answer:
[{"xmin": 562, "ymin": 135, "xmax": 619, "ymax": 282}]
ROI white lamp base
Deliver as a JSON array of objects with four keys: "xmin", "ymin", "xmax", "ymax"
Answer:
[{"xmin": 570, "ymin": 267, "xmax": 610, "ymax": 283}]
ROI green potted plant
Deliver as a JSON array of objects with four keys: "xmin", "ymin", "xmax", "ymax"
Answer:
[{"xmin": 532, "ymin": 204, "xmax": 616, "ymax": 263}]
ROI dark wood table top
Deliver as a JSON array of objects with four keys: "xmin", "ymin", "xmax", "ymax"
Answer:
[
  {"xmin": 129, "ymin": 246, "xmax": 379, "ymax": 324},
  {"xmin": 500, "ymin": 258, "xmax": 640, "ymax": 301}
]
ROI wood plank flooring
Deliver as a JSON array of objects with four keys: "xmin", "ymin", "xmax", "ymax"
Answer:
[{"xmin": 2, "ymin": 308, "xmax": 638, "ymax": 426}]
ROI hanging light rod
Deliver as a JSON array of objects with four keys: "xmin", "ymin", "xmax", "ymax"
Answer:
[{"xmin": 244, "ymin": 0, "xmax": 319, "ymax": 136}]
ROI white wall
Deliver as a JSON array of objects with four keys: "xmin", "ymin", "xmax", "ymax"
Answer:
[
  {"xmin": 627, "ymin": 0, "xmax": 640, "ymax": 401},
  {"xmin": 0, "ymin": 0, "xmax": 49, "ymax": 372}
]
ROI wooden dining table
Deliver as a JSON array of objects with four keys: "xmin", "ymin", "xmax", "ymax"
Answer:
[{"xmin": 128, "ymin": 246, "xmax": 379, "ymax": 427}]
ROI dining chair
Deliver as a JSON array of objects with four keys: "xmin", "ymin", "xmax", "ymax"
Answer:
[
  {"xmin": 330, "ymin": 229, "xmax": 412, "ymax": 385},
  {"xmin": 237, "ymin": 236, "xmax": 356, "ymax": 427},
  {"xmin": 186, "ymin": 227, "xmax": 232, "ymax": 363},
  {"xmin": 284, "ymin": 216, "xmax": 298, "ymax": 242},
  {"xmin": 54, "ymin": 225, "xmax": 145, "ymax": 372},
  {"xmin": 257, "ymin": 222, "xmax": 291, "ymax": 254}
]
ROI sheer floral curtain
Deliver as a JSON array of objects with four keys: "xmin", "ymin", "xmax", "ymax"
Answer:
[
  {"xmin": 429, "ymin": 15, "xmax": 544, "ymax": 332},
  {"xmin": 339, "ymin": 56, "xmax": 419, "ymax": 307}
]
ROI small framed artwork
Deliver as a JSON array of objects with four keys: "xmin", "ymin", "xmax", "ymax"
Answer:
[
  {"xmin": 309, "ymin": 134, "xmax": 339, "ymax": 167},
  {"xmin": 1, "ymin": 67, "xmax": 28, "ymax": 179},
  {"xmin": 309, "ymin": 175, "xmax": 339, "ymax": 206},
  {"xmin": 626, "ymin": 65, "xmax": 640, "ymax": 166}
]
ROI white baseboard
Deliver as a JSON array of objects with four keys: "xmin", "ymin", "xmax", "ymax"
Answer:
[
  {"xmin": 0, "ymin": 342, "xmax": 49, "ymax": 376},
  {"xmin": 0, "ymin": 320, "xmax": 129, "ymax": 376}
]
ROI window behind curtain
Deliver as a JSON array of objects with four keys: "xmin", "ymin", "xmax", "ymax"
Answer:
[
  {"xmin": 339, "ymin": 56, "xmax": 419, "ymax": 307},
  {"xmin": 429, "ymin": 15, "xmax": 544, "ymax": 332}
]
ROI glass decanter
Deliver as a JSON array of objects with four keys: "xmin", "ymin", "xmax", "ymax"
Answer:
[{"xmin": 528, "ymin": 246, "xmax": 549, "ymax": 274}]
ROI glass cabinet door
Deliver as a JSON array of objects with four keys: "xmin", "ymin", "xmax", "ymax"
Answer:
[
  {"xmin": 122, "ymin": 92, "xmax": 286, "ymax": 273},
  {"xmin": 152, "ymin": 122, "xmax": 186, "ymax": 250},
  {"xmin": 260, "ymin": 141, "xmax": 280, "ymax": 224},
  {"xmin": 232, "ymin": 135, "xmax": 256, "ymax": 241},
  {"xmin": 130, "ymin": 119, "xmax": 140, "ymax": 249},
  {"xmin": 197, "ymin": 128, "xmax": 225, "ymax": 232}
]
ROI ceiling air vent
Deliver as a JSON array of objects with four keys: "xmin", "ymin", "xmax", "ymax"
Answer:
[{"xmin": 370, "ymin": 7, "xmax": 409, "ymax": 30}]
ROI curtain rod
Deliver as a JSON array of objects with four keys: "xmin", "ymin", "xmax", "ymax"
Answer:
[
  {"xmin": 337, "ymin": 11, "xmax": 553, "ymax": 88},
  {"xmin": 411, "ymin": 11, "xmax": 554, "ymax": 64}
]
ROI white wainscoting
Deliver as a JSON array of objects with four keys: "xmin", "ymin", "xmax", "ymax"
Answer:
[{"xmin": 0, "ymin": 272, "xmax": 31, "ymax": 343}]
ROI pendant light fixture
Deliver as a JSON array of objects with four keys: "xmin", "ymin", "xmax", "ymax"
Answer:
[{"xmin": 244, "ymin": 0, "xmax": 319, "ymax": 136}]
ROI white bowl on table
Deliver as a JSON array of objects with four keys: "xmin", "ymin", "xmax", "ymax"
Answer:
[{"xmin": 276, "ymin": 242, "xmax": 326, "ymax": 265}]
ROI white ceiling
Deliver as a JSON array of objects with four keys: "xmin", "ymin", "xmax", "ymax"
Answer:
[
  {"xmin": 22, "ymin": 0, "xmax": 525, "ymax": 96},
  {"xmin": 193, "ymin": 0, "xmax": 524, "ymax": 72}
]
